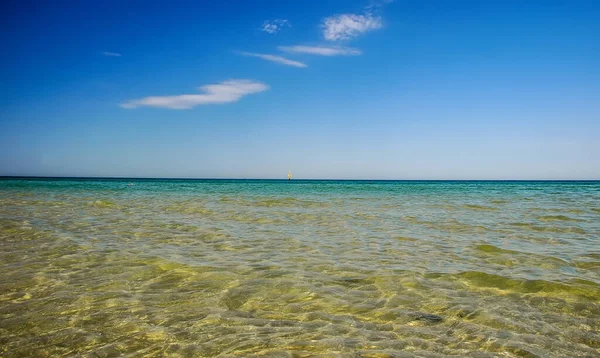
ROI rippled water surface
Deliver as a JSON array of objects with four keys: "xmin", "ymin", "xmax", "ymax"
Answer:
[{"xmin": 1, "ymin": 179, "xmax": 599, "ymax": 357}]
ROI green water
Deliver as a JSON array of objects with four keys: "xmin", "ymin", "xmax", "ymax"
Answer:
[{"xmin": 0, "ymin": 179, "xmax": 599, "ymax": 357}]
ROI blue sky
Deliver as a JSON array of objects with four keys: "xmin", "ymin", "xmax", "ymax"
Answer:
[{"xmin": 1, "ymin": 0, "xmax": 599, "ymax": 179}]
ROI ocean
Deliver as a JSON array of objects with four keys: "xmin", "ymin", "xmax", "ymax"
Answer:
[{"xmin": 0, "ymin": 178, "xmax": 599, "ymax": 356}]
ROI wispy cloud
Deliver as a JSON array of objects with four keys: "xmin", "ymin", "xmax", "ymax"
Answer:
[
  {"xmin": 121, "ymin": 80, "xmax": 269, "ymax": 110},
  {"xmin": 366, "ymin": 0, "xmax": 394, "ymax": 11},
  {"xmin": 278, "ymin": 45, "xmax": 362, "ymax": 56},
  {"xmin": 102, "ymin": 51, "xmax": 122, "ymax": 57},
  {"xmin": 322, "ymin": 13, "xmax": 382, "ymax": 41},
  {"xmin": 261, "ymin": 19, "xmax": 291, "ymax": 34},
  {"xmin": 239, "ymin": 52, "xmax": 307, "ymax": 68}
]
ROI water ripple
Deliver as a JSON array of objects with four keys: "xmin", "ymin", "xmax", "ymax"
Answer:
[{"xmin": 1, "ymin": 179, "xmax": 599, "ymax": 356}]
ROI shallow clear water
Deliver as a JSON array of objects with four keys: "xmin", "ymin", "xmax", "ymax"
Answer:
[{"xmin": 0, "ymin": 179, "xmax": 599, "ymax": 357}]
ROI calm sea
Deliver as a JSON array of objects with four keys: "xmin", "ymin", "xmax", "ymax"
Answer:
[{"xmin": 1, "ymin": 178, "xmax": 599, "ymax": 357}]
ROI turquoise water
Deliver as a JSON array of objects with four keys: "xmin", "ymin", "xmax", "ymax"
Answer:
[{"xmin": 1, "ymin": 179, "xmax": 599, "ymax": 357}]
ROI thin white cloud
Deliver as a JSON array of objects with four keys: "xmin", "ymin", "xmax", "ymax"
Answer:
[
  {"xmin": 120, "ymin": 80, "xmax": 269, "ymax": 110},
  {"xmin": 102, "ymin": 51, "xmax": 122, "ymax": 57},
  {"xmin": 278, "ymin": 45, "xmax": 362, "ymax": 56},
  {"xmin": 239, "ymin": 52, "xmax": 307, "ymax": 68},
  {"xmin": 366, "ymin": 0, "xmax": 394, "ymax": 11},
  {"xmin": 322, "ymin": 13, "xmax": 382, "ymax": 41},
  {"xmin": 261, "ymin": 19, "xmax": 291, "ymax": 34}
]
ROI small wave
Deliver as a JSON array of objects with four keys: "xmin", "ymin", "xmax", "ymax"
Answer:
[
  {"xmin": 472, "ymin": 244, "xmax": 569, "ymax": 267},
  {"xmin": 534, "ymin": 208, "xmax": 586, "ymax": 215},
  {"xmin": 163, "ymin": 204, "xmax": 213, "ymax": 216},
  {"xmin": 254, "ymin": 197, "xmax": 330, "ymax": 208},
  {"xmin": 536, "ymin": 215, "xmax": 583, "ymax": 222},
  {"xmin": 475, "ymin": 244, "xmax": 521, "ymax": 255},
  {"xmin": 509, "ymin": 222, "xmax": 586, "ymax": 234},
  {"xmin": 428, "ymin": 271, "xmax": 600, "ymax": 301},
  {"xmin": 403, "ymin": 217, "xmax": 492, "ymax": 234},
  {"xmin": 231, "ymin": 214, "xmax": 284, "ymax": 225},
  {"xmin": 157, "ymin": 222, "xmax": 199, "ymax": 232},
  {"xmin": 331, "ymin": 276, "xmax": 376, "ymax": 288},
  {"xmin": 462, "ymin": 204, "xmax": 497, "ymax": 211},
  {"xmin": 394, "ymin": 236, "xmax": 419, "ymax": 242},
  {"xmin": 88, "ymin": 200, "xmax": 117, "ymax": 208},
  {"xmin": 573, "ymin": 260, "xmax": 600, "ymax": 270},
  {"xmin": 573, "ymin": 253, "xmax": 600, "ymax": 270},
  {"xmin": 582, "ymin": 253, "xmax": 600, "ymax": 260}
]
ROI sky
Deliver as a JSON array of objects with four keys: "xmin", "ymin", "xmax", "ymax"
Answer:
[{"xmin": 1, "ymin": 0, "xmax": 599, "ymax": 179}]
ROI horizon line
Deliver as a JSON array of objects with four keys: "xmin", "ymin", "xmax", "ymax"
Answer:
[{"xmin": 1, "ymin": 176, "xmax": 599, "ymax": 182}]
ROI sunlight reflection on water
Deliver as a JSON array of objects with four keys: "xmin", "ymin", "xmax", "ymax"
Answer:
[{"xmin": 0, "ymin": 179, "xmax": 599, "ymax": 356}]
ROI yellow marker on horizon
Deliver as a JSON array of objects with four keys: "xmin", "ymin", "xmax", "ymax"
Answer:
[{"xmin": 288, "ymin": 170, "xmax": 292, "ymax": 180}]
